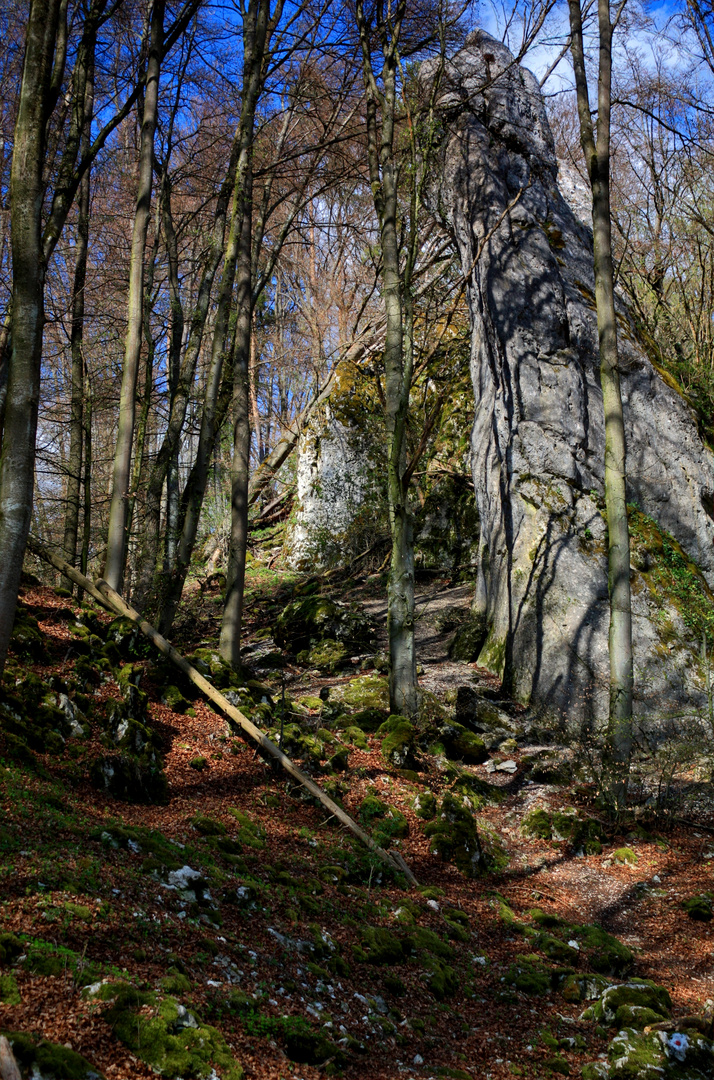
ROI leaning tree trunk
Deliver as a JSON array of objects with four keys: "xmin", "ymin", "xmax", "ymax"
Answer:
[
  {"xmin": 104, "ymin": 0, "xmax": 164, "ymax": 592},
  {"xmin": 0, "ymin": 0, "xmax": 62, "ymax": 673},
  {"xmin": 569, "ymin": 0, "xmax": 633, "ymax": 808}
]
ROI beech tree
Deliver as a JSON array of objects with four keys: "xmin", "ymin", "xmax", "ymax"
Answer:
[{"xmin": 568, "ymin": 0, "xmax": 633, "ymax": 808}]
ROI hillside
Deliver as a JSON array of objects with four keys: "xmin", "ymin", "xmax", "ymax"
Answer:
[{"xmin": 1, "ymin": 562, "xmax": 713, "ymax": 1080}]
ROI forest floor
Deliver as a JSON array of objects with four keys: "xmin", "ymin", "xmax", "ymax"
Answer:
[{"xmin": 1, "ymin": 559, "xmax": 713, "ymax": 1080}]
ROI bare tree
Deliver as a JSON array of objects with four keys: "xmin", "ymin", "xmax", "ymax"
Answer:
[{"xmin": 568, "ymin": 0, "xmax": 633, "ymax": 809}]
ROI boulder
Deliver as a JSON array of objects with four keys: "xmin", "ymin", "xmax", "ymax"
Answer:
[{"xmin": 428, "ymin": 31, "xmax": 714, "ymax": 722}]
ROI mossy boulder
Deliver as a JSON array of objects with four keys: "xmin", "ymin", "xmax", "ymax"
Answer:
[
  {"xmin": 304, "ymin": 639, "xmax": 348, "ymax": 671},
  {"xmin": 347, "ymin": 707, "xmax": 389, "ymax": 732},
  {"xmin": 378, "ymin": 715, "xmax": 417, "ymax": 769},
  {"xmin": 682, "ymin": 895, "xmax": 712, "ymax": 920},
  {"xmin": 505, "ymin": 955, "xmax": 553, "ymax": 996},
  {"xmin": 191, "ymin": 814, "xmax": 226, "ymax": 837},
  {"xmin": 424, "ymin": 957, "xmax": 459, "ymax": 1000},
  {"xmin": 581, "ymin": 981, "xmax": 672, "ymax": 1026},
  {"xmin": 358, "ymin": 795, "xmax": 408, "ymax": 846},
  {"xmin": 438, "ymin": 721, "xmax": 488, "ymax": 764},
  {"xmin": 612, "ymin": 847, "xmax": 638, "ymax": 865},
  {"xmin": 412, "ymin": 791, "xmax": 437, "ymax": 820},
  {"xmin": 522, "ymin": 809, "xmax": 603, "ymax": 853},
  {"xmin": 355, "ymin": 926, "xmax": 411, "ymax": 965},
  {"xmin": 10, "ymin": 609, "xmax": 47, "ymax": 661},
  {"xmin": 573, "ymin": 924, "xmax": 633, "ymax": 976},
  {"xmin": 604, "ymin": 1026, "xmax": 714, "ymax": 1079},
  {"xmin": 161, "ymin": 685, "xmax": 191, "ymax": 714},
  {"xmin": 1, "ymin": 1030, "xmax": 104, "ymax": 1079},
  {"xmin": 186, "ymin": 648, "xmax": 249, "ymax": 692},
  {"xmin": 274, "ymin": 595, "xmax": 373, "ymax": 654},
  {"xmin": 335, "ymin": 673, "xmax": 390, "ymax": 713},
  {"xmin": 342, "ymin": 725, "xmax": 368, "ymax": 749},
  {"xmin": 559, "ymin": 973, "xmax": 611, "ymax": 1003},
  {"xmin": 0, "ymin": 973, "xmax": 20, "ymax": 1004},
  {"xmin": 104, "ymin": 988, "xmax": 243, "ymax": 1079},
  {"xmin": 105, "ymin": 616, "xmax": 153, "ymax": 660},
  {"xmin": 447, "ymin": 614, "xmax": 488, "ymax": 662},
  {"xmin": 423, "ymin": 793, "xmax": 484, "ymax": 877}
]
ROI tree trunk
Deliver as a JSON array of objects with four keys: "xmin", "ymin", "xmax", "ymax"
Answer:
[
  {"xmin": 78, "ymin": 369, "xmax": 93, "ymax": 603},
  {"xmin": 0, "ymin": 0, "xmax": 62, "ymax": 674},
  {"xmin": 219, "ymin": 192, "xmax": 253, "ymax": 667},
  {"xmin": 130, "ymin": 134, "xmax": 240, "ymax": 613},
  {"xmin": 62, "ymin": 53, "xmax": 94, "ymax": 585},
  {"xmin": 156, "ymin": 0, "xmax": 276, "ymax": 637},
  {"xmin": 104, "ymin": 0, "xmax": 165, "ymax": 592},
  {"xmin": 355, "ymin": 0, "xmax": 417, "ymax": 716},
  {"xmin": 568, "ymin": 0, "xmax": 633, "ymax": 808}
]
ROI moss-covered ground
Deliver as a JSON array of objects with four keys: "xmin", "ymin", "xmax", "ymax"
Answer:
[{"xmin": 1, "ymin": 569, "xmax": 714, "ymax": 1079}]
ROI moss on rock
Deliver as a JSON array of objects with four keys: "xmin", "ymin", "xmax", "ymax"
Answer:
[
  {"xmin": 423, "ymin": 793, "xmax": 484, "ymax": 877},
  {"xmin": 378, "ymin": 715, "xmax": 417, "ymax": 769},
  {"xmin": 2, "ymin": 1030, "xmax": 104, "ymax": 1079},
  {"xmin": 438, "ymin": 721, "xmax": 488, "ymax": 764},
  {"xmin": 682, "ymin": 895, "xmax": 712, "ymax": 921},
  {"xmin": 0, "ymin": 974, "xmax": 20, "ymax": 1005},
  {"xmin": 104, "ymin": 989, "xmax": 243, "ymax": 1079}
]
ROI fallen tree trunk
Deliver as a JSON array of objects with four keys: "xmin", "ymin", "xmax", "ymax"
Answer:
[{"xmin": 28, "ymin": 536, "xmax": 416, "ymax": 886}]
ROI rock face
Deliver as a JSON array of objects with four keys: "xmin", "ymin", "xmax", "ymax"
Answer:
[
  {"xmin": 283, "ymin": 369, "xmax": 386, "ymax": 570},
  {"xmin": 430, "ymin": 31, "xmax": 714, "ymax": 721}
]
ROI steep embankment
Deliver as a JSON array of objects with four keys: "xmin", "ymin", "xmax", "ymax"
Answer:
[{"xmin": 1, "ymin": 571, "xmax": 713, "ymax": 1079}]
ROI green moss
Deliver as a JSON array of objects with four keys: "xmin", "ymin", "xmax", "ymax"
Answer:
[
  {"xmin": 379, "ymin": 716, "xmax": 417, "ymax": 768},
  {"xmin": 582, "ymin": 980, "xmax": 671, "ymax": 1026},
  {"xmin": 2, "ymin": 1030, "xmax": 104, "ymax": 1079},
  {"xmin": 384, "ymin": 974, "xmax": 406, "ymax": 996},
  {"xmin": 412, "ymin": 791, "xmax": 437, "ymax": 819},
  {"xmin": 358, "ymin": 795, "xmax": 408, "ymax": 845},
  {"xmin": 438, "ymin": 722, "xmax": 488, "ymax": 764},
  {"xmin": 0, "ymin": 932, "xmax": 23, "ymax": 965},
  {"xmin": 411, "ymin": 927, "xmax": 454, "ymax": 961},
  {"xmin": 342, "ymin": 725, "xmax": 368, "ymax": 749},
  {"xmin": 161, "ymin": 972, "xmax": 192, "ymax": 995},
  {"xmin": 628, "ymin": 506, "xmax": 714, "ymax": 642},
  {"xmin": 227, "ymin": 809, "xmax": 265, "ymax": 850},
  {"xmin": 448, "ymin": 616, "xmax": 488, "ymax": 662},
  {"xmin": 305, "ymin": 639, "xmax": 348, "ymax": 671},
  {"xmin": 105, "ymin": 992, "xmax": 243, "ymax": 1079},
  {"xmin": 423, "ymin": 793, "xmax": 484, "ymax": 877},
  {"xmin": 161, "ymin": 685, "xmax": 191, "ymax": 713},
  {"xmin": 505, "ymin": 956, "xmax": 552, "ymax": 996},
  {"xmin": 337, "ymin": 673, "xmax": 390, "ymax": 712},
  {"xmin": 424, "ymin": 957, "xmax": 458, "ymax": 1000},
  {"xmin": 533, "ymin": 932, "xmax": 580, "ymax": 964},
  {"xmin": 612, "ymin": 847, "xmax": 638, "ymax": 865},
  {"xmin": 192, "ymin": 814, "xmax": 227, "ymax": 836},
  {"xmin": 682, "ymin": 895, "xmax": 713, "ymax": 920},
  {"xmin": 355, "ymin": 926, "xmax": 410, "ymax": 965},
  {"xmin": 522, "ymin": 808, "xmax": 553, "ymax": 839},
  {"xmin": 543, "ymin": 1056, "xmax": 570, "ymax": 1075},
  {"xmin": 0, "ymin": 974, "xmax": 20, "ymax": 1005}
]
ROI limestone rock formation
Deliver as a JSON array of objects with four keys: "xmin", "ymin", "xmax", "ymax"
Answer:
[{"xmin": 430, "ymin": 31, "xmax": 714, "ymax": 721}]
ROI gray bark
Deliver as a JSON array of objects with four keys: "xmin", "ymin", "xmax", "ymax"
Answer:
[
  {"xmin": 0, "ymin": 0, "xmax": 63, "ymax": 673},
  {"xmin": 568, "ymin": 0, "xmax": 633, "ymax": 806}
]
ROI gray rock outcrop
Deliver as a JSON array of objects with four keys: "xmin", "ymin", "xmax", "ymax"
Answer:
[{"xmin": 430, "ymin": 31, "xmax": 714, "ymax": 722}]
